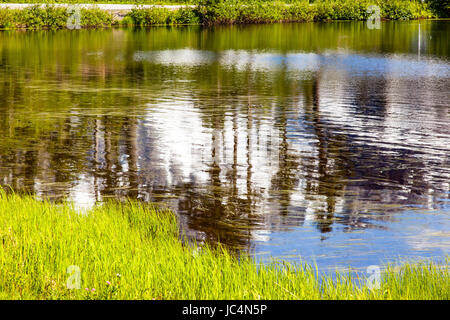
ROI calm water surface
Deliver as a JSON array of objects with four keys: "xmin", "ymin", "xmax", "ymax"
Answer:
[{"xmin": 1, "ymin": 21, "xmax": 449, "ymax": 270}]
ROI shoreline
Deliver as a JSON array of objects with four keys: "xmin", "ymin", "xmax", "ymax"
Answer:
[
  {"xmin": 0, "ymin": 1, "xmax": 446, "ymax": 30},
  {"xmin": 0, "ymin": 189, "xmax": 449, "ymax": 299},
  {"xmin": 0, "ymin": 3, "xmax": 193, "ymax": 17}
]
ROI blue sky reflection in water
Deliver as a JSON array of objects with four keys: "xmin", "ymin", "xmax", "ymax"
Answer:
[{"xmin": 0, "ymin": 20, "xmax": 449, "ymax": 271}]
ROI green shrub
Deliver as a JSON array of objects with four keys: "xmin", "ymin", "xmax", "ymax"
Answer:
[
  {"xmin": 239, "ymin": 1, "xmax": 286, "ymax": 24},
  {"xmin": 410, "ymin": 1, "xmax": 435, "ymax": 19},
  {"xmin": 17, "ymin": 5, "xmax": 70, "ymax": 29},
  {"xmin": 80, "ymin": 7, "xmax": 114, "ymax": 27},
  {"xmin": 120, "ymin": 14, "xmax": 134, "ymax": 26},
  {"xmin": 125, "ymin": 7, "xmax": 146, "ymax": 26},
  {"xmin": 313, "ymin": 1, "xmax": 335, "ymax": 21},
  {"xmin": 0, "ymin": 5, "xmax": 116, "ymax": 29},
  {"xmin": 426, "ymin": 0, "xmax": 450, "ymax": 18},
  {"xmin": 197, "ymin": 0, "xmax": 242, "ymax": 25},
  {"xmin": 331, "ymin": 0, "xmax": 371, "ymax": 20},
  {"xmin": 0, "ymin": 8, "xmax": 16, "ymax": 29},
  {"xmin": 286, "ymin": 1, "xmax": 315, "ymax": 22},
  {"xmin": 45, "ymin": 5, "xmax": 70, "ymax": 28},
  {"xmin": 173, "ymin": 6, "xmax": 201, "ymax": 24},
  {"xmin": 127, "ymin": 7, "xmax": 174, "ymax": 26},
  {"xmin": 381, "ymin": 0, "xmax": 414, "ymax": 20}
]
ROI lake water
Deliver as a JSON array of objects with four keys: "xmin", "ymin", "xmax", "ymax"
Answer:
[{"xmin": 1, "ymin": 20, "xmax": 449, "ymax": 271}]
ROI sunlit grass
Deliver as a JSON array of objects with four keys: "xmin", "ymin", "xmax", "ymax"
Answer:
[{"xmin": 0, "ymin": 189, "xmax": 448, "ymax": 299}]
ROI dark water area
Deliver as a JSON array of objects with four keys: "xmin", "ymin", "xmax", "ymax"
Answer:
[{"xmin": 0, "ymin": 20, "xmax": 449, "ymax": 271}]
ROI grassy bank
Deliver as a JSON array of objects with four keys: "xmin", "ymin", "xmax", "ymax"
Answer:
[
  {"xmin": 0, "ymin": 189, "xmax": 448, "ymax": 300},
  {"xmin": 0, "ymin": 0, "xmax": 448, "ymax": 29},
  {"xmin": 0, "ymin": 5, "xmax": 115, "ymax": 28}
]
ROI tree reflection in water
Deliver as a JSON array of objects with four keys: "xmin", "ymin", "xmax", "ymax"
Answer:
[{"xmin": 0, "ymin": 22, "xmax": 449, "ymax": 264}]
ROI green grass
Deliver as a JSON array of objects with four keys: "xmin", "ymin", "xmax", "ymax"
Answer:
[{"xmin": 0, "ymin": 189, "xmax": 448, "ymax": 300}]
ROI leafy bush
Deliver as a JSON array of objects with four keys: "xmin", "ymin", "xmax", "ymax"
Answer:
[
  {"xmin": 120, "ymin": 14, "xmax": 134, "ymax": 26},
  {"xmin": 173, "ymin": 6, "xmax": 201, "ymax": 24},
  {"xmin": 312, "ymin": 1, "xmax": 335, "ymax": 20},
  {"xmin": 197, "ymin": 0, "xmax": 242, "ymax": 25},
  {"xmin": 80, "ymin": 7, "xmax": 114, "ymax": 27},
  {"xmin": 126, "ymin": 6, "xmax": 201, "ymax": 26},
  {"xmin": 0, "ymin": 8, "xmax": 16, "ymax": 29},
  {"xmin": 380, "ymin": 0, "xmax": 414, "ymax": 20},
  {"xmin": 127, "ymin": 7, "xmax": 174, "ymax": 25},
  {"xmin": 18, "ymin": 5, "xmax": 70, "ymax": 29},
  {"xmin": 286, "ymin": 1, "xmax": 315, "ymax": 22},
  {"xmin": 0, "ymin": 5, "xmax": 115, "ymax": 29},
  {"xmin": 426, "ymin": 0, "xmax": 449, "ymax": 18},
  {"xmin": 331, "ymin": 0, "xmax": 371, "ymax": 20}
]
